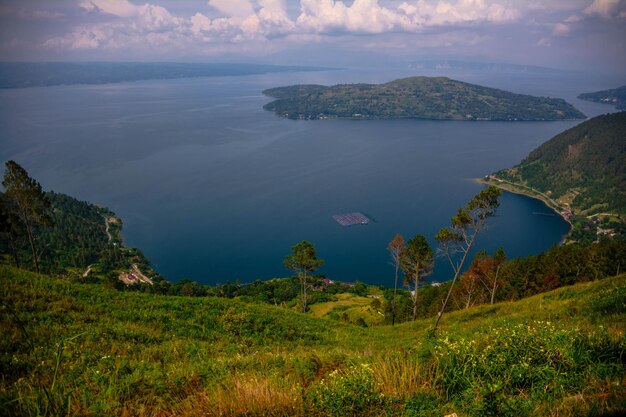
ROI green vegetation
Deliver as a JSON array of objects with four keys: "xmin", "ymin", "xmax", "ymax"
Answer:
[
  {"xmin": 2, "ymin": 160, "xmax": 52, "ymax": 273},
  {"xmin": 579, "ymin": 86, "xmax": 626, "ymax": 110},
  {"xmin": 435, "ymin": 186, "xmax": 502, "ymax": 328},
  {"xmin": 284, "ymin": 240, "xmax": 325, "ymax": 313},
  {"xmin": 0, "ymin": 162, "xmax": 165, "ymax": 288},
  {"xmin": 2, "ymin": 265, "xmax": 624, "ymax": 416},
  {"xmin": 262, "ymin": 76, "xmax": 586, "ymax": 121},
  {"xmin": 386, "ymin": 238, "xmax": 626, "ymax": 324},
  {"xmin": 487, "ymin": 111, "xmax": 626, "ymax": 242},
  {"xmin": 401, "ymin": 234, "xmax": 434, "ymax": 321},
  {"xmin": 1, "ymin": 158, "xmax": 625, "ymax": 415}
]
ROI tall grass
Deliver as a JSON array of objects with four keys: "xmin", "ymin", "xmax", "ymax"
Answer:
[{"xmin": 1, "ymin": 266, "xmax": 624, "ymax": 416}]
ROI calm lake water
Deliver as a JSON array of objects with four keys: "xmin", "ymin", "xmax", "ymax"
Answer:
[{"xmin": 0, "ymin": 68, "xmax": 621, "ymax": 285}]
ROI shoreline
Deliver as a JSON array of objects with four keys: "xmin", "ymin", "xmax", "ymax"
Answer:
[{"xmin": 475, "ymin": 176, "xmax": 574, "ymax": 232}]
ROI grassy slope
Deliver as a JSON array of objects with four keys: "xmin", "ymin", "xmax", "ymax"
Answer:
[{"xmin": 1, "ymin": 265, "xmax": 624, "ymax": 416}]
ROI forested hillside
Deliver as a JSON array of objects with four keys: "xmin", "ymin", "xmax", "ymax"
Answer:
[
  {"xmin": 1, "ymin": 165, "xmax": 163, "ymax": 285},
  {"xmin": 488, "ymin": 111, "xmax": 626, "ymax": 242}
]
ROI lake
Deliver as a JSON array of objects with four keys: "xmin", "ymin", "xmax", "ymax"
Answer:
[{"xmin": 0, "ymin": 67, "xmax": 620, "ymax": 285}]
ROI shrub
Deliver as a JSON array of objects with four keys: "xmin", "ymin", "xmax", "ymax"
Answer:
[{"xmin": 306, "ymin": 364, "xmax": 387, "ymax": 416}]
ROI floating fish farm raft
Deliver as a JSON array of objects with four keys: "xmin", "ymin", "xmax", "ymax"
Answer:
[{"xmin": 332, "ymin": 212, "xmax": 372, "ymax": 226}]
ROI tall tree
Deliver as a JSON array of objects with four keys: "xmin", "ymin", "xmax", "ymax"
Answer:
[
  {"xmin": 2, "ymin": 161, "xmax": 51, "ymax": 272},
  {"xmin": 0, "ymin": 195, "xmax": 23, "ymax": 267},
  {"xmin": 283, "ymin": 240, "xmax": 324, "ymax": 313},
  {"xmin": 453, "ymin": 266, "xmax": 485, "ymax": 310},
  {"xmin": 434, "ymin": 186, "xmax": 501, "ymax": 328},
  {"xmin": 387, "ymin": 233, "xmax": 406, "ymax": 325},
  {"xmin": 401, "ymin": 234, "xmax": 434, "ymax": 321},
  {"xmin": 474, "ymin": 247, "xmax": 506, "ymax": 305}
]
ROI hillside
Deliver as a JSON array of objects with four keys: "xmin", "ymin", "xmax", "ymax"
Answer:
[
  {"xmin": 262, "ymin": 76, "xmax": 586, "ymax": 121},
  {"xmin": 486, "ymin": 111, "xmax": 626, "ymax": 242},
  {"xmin": 579, "ymin": 85, "xmax": 626, "ymax": 110},
  {"xmin": 2, "ymin": 265, "xmax": 624, "ymax": 416}
]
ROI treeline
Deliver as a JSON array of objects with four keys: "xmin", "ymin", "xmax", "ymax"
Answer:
[
  {"xmin": 116, "ymin": 238, "xmax": 626, "ymax": 326},
  {"xmin": 386, "ymin": 238, "xmax": 626, "ymax": 324},
  {"xmin": 116, "ymin": 273, "xmax": 372, "ymax": 305}
]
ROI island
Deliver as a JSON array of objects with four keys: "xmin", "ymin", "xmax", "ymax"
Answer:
[
  {"xmin": 578, "ymin": 85, "xmax": 626, "ymax": 110},
  {"xmin": 482, "ymin": 111, "xmax": 626, "ymax": 242},
  {"xmin": 262, "ymin": 76, "xmax": 586, "ymax": 121}
]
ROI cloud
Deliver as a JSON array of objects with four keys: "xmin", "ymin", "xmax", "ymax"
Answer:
[
  {"xmin": 43, "ymin": 0, "xmax": 624, "ymax": 62},
  {"xmin": 79, "ymin": 0, "xmax": 139, "ymax": 18},
  {"xmin": 295, "ymin": 0, "xmax": 519, "ymax": 35},
  {"xmin": 45, "ymin": 0, "xmax": 526, "ymax": 53},
  {"xmin": 46, "ymin": 2, "xmax": 185, "ymax": 50},
  {"xmin": 583, "ymin": 0, "xmax": 622, "ymax": 17},
  {"xmin": 208, "ymin": 0, "xmax": 255, "ymax": 19},
  {"xmin": 550, "ymin": 0, "xmax": 625, "ymax": 37}
]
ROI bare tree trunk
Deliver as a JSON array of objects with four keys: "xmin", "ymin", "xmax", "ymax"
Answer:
[
  {"xmin": 412, "ymin": 274, "xmax": 419, "ymax": 321},
  {"xmin": 25, "ymin": 221, "xmax": 39, "ymax": 273},
  {"xmin": 435, "ymin": 235, "xmax": 475, "ymax": 329},
  {"xmin": 8, "ymin": 236, "xmax": 20, "ymax": 268},
  {"xmin": 392, "ymin": 260, "xmax": 399, "ymax": 325},
  {"xmin": 490, "ymin": 266, "xmax": 500, "ymax": 305},
  {"xmin": 301, "ymin": 270, "xmax": 308, "ymax": 313}
]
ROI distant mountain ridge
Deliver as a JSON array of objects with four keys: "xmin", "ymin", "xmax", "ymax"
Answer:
[
  {"xmin": 578, "ymin": 86, "xmax": 626, "ymax": 110},
  {"xmin": 0, "ymin": 62, "xmax": 333, "ymax": 89},
  {"xmin": 262, "ymin": 76, "xmax": 586, "ymax": 121}
]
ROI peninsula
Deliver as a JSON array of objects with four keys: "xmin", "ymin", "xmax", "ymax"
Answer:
[
  {"xmin": 262, "ymin": 76, "xmax": 586, "ymax": 121},
  {"xmin": 483, "ymin": 111, "xmax": 626, "ymax": 242},
  {"xmin": 578, "ymin": 85, "xmax": 626, "ymax": 110}
]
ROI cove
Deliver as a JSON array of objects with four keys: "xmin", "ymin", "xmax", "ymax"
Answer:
[{"xmin": 2, "ymin": 68, "xmax": 612, "ymax": 285}]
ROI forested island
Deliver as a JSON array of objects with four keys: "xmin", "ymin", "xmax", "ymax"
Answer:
[
  {"xmin": 484, "ymin": 111, "xmax": 626, "ymax": 242},
  {"xmin": 578, "ymin": 85, "xmax": 626, "ymax": 110},
  {"xmin": 262, "ymin": 76, "xmax": 586, "ymax": 121}
]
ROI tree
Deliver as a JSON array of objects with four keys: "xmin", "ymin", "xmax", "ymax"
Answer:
[
  {"xmin": 2, "ymin": 161, "xmax": 51, "ymax": 272},
  {"xmin": 434, "ymin": 186, "xmax": 501, "ymax": 328},
  {"xmin": 474, "ymin": 247, "xmax": 506, "ymax": 305},
  {"xmin": 453, "ymin": 266, "xmax": 485, "ymax": 310},
  {"xmin": 401, "ymin": 234, "xmax": 434, "ymax": 321},
  {"xmin": 283, "ymin": 240, "xmax": 324, "ymax": 313},
  {"xmin": 387, "ymin": 233, "xmax": 406, "ymax": 325},
  {"xmin": 0, "ymin": 195, "xmax": 24, "ymax": 267}
]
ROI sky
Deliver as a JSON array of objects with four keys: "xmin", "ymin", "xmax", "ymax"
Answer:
[{"xmin": 1, "ymin": 0, "xmax": 625, "ymax": 73}]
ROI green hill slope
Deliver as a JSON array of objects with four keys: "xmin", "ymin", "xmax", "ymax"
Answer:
[
  {"xmin": 2, "ymin": 265, "xmax": 624, "ymax": 416},
  {"xmin": 263, "ymin": 76, "xmax": 586, "ymax": 121},
  {"xmin": 486, "ymin": 111, "xmax": 626, "ymax": 241}
]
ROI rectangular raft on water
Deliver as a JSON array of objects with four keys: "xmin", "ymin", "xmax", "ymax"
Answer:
[{"xmin": 332, "ymin": 212, "xmax": 372, "ymax": 226}]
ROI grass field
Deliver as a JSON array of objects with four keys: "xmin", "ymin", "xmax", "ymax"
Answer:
[{"xmin": 1, "ymin": 265, "xmax": 624, "ymax": 416}]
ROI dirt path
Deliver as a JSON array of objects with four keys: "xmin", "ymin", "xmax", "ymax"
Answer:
[
  {"xmin": 131, "ymin": 264, "xmax": 153, "ymax": 284},
  {"xmin": 104, "ymin": 216, "xmax": 113, "ymax": 243}
]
